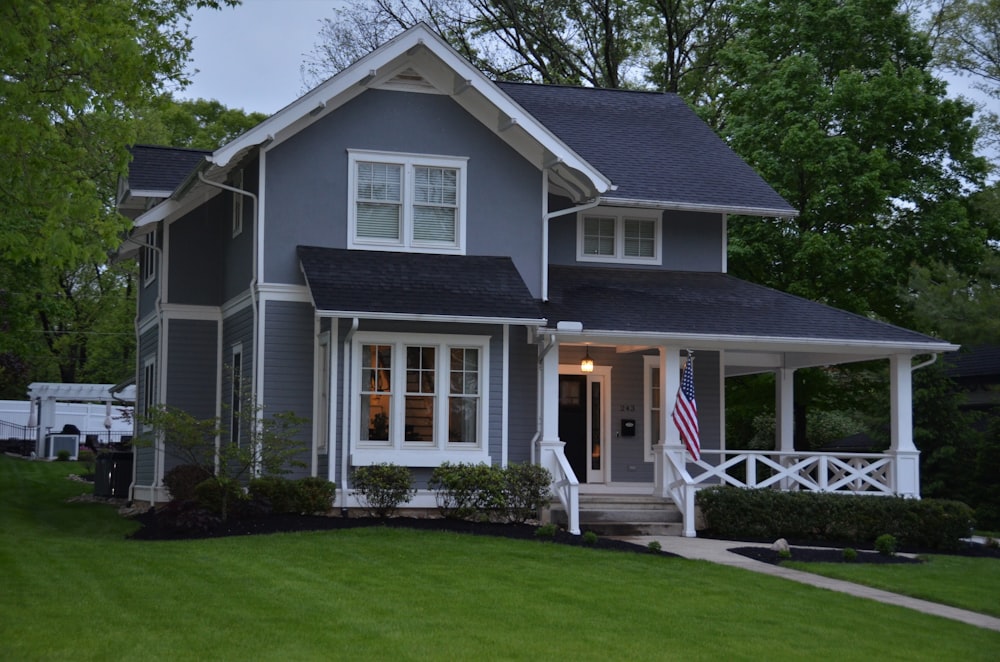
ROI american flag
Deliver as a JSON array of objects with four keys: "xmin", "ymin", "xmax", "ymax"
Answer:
[{"xmin": 672, "ymin": 354, "xmax": 700, "ymax": 461}]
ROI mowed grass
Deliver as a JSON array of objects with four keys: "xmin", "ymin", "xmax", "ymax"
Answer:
[
  {"xmin": 2, "ymin": 456, "xmax": 999, "ymax": 661},
  {"xmin": 783, "ymin": 554, "xmax": 1000, "ymax": 617}
]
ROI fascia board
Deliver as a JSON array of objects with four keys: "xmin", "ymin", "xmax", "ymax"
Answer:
[
  {"xmin": 208, "ymin": 24, "xmax": 611, "ymax": 196},
  {"xmin": 315, "ymin": 309, "xmax": 547, "ymax": 326},
  {"xmin": 603, "ymin": 196, "xmax": 799, "ymax": 218},
  {"xmin": 540, "ymin": 327, "xmax": 958, "ymax": 356}
]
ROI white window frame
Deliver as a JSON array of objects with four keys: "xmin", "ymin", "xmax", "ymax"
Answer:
[
  {"xmin": 142, "ymin": 230, "xmax": 158, "ymax": 286},
  {"xmin": 231, "ymin": 169, "xmax": 244, "ymax": 238},
  {"xmin": 230, "ymin": 344, "xmax": 243, "ymax": 446},
  {"xmin": 577, "ymin": 207, "xmax": 662, "ymax": 265},
  {"xmin": 347, "ymin": 149, "xmax": 468, "ymax": 254},
  {"xmin": 350, "ymin": 331, "xmax": 490, "ymax": 466},
  {"xmin": 643, "ymin": 355, "xmax": 661, "ymax": 462}
]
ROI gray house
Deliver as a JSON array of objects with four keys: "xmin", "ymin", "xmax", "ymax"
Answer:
[{"xmin": 117, "ymin": 24, "xmax": 955, "ymax": 536}]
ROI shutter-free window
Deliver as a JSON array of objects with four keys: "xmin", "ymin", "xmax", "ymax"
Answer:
[
  {"xmin": 583, "ymin": 216, "xmax": 616, "ymax": 256},
  {"xmin": 624, "ymin": 218, "xmax": 656, "ymax": 258},
  {"xmin": 356, "ymin": 162, "xmax": 402, "ymax": 240},
  {"xmin": 448, "ymin": 347, "xmax": 480, "ymax": 443},
  {"xmin": 413, "ymin": 166, "xmax": 457, "ymax": 243}
]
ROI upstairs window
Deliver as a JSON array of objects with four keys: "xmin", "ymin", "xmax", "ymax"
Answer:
[
  {"xmin": 231, "ymin": 169, "xmax": 244, "ymax": 238},
  {"xmin": 578, "ymin": 208, "xmax": 661, "ymax": 265},
  {"xmin": 142, "ymin": 229, "xmax": 158, "ymax": 286},
  {"xmin": 348, "ymin": 150, "xmax": 467, "ymax": 254}
]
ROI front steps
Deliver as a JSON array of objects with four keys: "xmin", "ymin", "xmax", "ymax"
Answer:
[{"xmin": 549, "ymin": 493, "xmax": 684, "ymax": 537}]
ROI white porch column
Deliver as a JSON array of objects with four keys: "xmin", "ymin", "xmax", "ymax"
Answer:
[
  {"xmin": 890, "ymin": 354, "xmax": 920, "ymax": 498},
  {"xmin": 653, "ymin": 346, "xmax": 683, "ymax": 498},
  {"xmin": 537, "ymin": 337, "xmax": 564, "ymax": 478},
  {"xmin": 775, "ymin": 368, "xmax": 795, "ymax": 453},
  {"xmin": 37, "ymin": 396, "xmax": 57, "ymax": 453}
]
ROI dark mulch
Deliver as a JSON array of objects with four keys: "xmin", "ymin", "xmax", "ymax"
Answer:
[
  {"xmin": 729, "ymin": 546, "xmax": 925, "ymax": 565},
  {"xmin": 126, "ymin": 508, "xmax": 674, "ymax": 556}
]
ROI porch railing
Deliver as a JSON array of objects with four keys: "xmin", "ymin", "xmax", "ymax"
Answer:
[{"xmin": 662, "ymin": 448, "xmax": 897, "ymax": 537}]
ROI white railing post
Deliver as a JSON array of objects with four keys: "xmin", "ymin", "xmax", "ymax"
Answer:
[{"xmin": 889, "ymin": 354, "xmax": 921, "ymax": 498}]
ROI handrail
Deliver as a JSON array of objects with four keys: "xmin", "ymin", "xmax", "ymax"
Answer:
[{"xmin": 550, "ymin": 449, "xmax": 580, "ymax": 535}]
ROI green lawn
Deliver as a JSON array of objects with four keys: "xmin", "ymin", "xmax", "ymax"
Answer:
[
  {"xmin": 783, "ymin": 554, "xmax": 1000, "ymax": 617},
  {"xmin": 2, "ymin": 455, "xmax": 999, "ymax": 661}
]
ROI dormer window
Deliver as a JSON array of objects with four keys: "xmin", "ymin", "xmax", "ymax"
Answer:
[
  {"xmin": 348, "ymin": 150, "xmax": 467, "ymax": 254},
  {"xmin": 577, "ymin": 208, "xmax": 662, "ymax": 265}
]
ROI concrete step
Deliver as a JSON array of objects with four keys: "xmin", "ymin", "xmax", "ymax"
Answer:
[{"xmin": 550, "ymin": 495, "xmax": 684, "ymax": 536}]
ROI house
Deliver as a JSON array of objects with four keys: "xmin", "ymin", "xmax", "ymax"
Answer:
[{"xmin": 117, "ymin": 24, "xmax": 956, "ymax": 536}]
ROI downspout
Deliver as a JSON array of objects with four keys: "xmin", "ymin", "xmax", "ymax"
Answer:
[
  {"xmin": 340, "ymin": 317, "xmax": 359, "ymax": 515},
  {"xmin": 197, "ymin": 171, "xmax": 261, "ymax": 469},
  {"xmin": 912, "ymin": 354, "xmax": 938, "ymax": 372},
  {"xmin": 143, "ymin": 241, "xmax": 165, "ymax": 508},
  {"xmin": 531, "ymin": 334, "xmax": 557, "ymax": 465},
  {"xmin": 541, "ymin": 186, "xmax": 600, "ymax": 302}
]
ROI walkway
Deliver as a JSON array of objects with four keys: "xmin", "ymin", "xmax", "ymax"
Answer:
[{"xmin": 624, "ymin": 535, "xmax": 1000, "ymax": 633}]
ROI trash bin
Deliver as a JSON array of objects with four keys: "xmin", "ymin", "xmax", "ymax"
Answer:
[{"xmin": 94, "ymin": 451, "xmax": 133, "ymax": 498}]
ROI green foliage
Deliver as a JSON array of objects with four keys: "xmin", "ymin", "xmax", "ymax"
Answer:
[
  {"xmin": 55, "ymin": 450, "xmax": 71, "ymax": 462},
  {"xmin": 875, "ymin": 533, "xmax": 898, "ymax": 556},
  {"xmin": 163, "ymin": 463, "xmax": 213, "ymax": 503},
  {"xmin": 428, "ymin": 462, "xmax": 552, "ymax": 523},
  {"xmin": 842, "ymin": 547, "xmax": 858, "ymax": 562},
  {"xmin": 248, "ymin": 476, "xmax": 300, "ymax": 514},
  {"xmin": 582, "ymin": 530, "xmax": 599, "ymax": 546},
  {"xmin": 696, "ymin": 486, "xmax": 975, "ymax": 551},
  {"xmin": 534, "ymin": 523, "xmax": 557, "ymax": 540},
  {"xmin": 429, "ymin": 462, "xmax": 505, "ymax": 520},
  {"xmin": 777, "ymin": 548, "xmax": 792, "ymax": 560},
  {"xmin": 135, "ymin": 94, "xmax": 268, "ymax": 148},
  {"xmin": 294, "ymin": 477, "xmax": 337, "ymax": 514},
  {"xmin": 193, "ymin": 477, "xmax": 245, "ymax": 519},
  {"xmin": 351, "ymin": 463, "xmax": 415, "ymax": 518},
  {"xmin": 647, "ymin": 540, "xmax": 662, "ymax": 553}
]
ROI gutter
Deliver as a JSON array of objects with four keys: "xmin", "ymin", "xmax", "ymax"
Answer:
[
  {"xmin": 541, "ymin": 172, "xmax": 601, "ymax": 302},
  {"xmin": 340, "ymin": 318, "xmax": 359, "ymax": 515}
]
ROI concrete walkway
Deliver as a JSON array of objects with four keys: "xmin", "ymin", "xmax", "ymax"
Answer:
[{"xmin": 624, "ymin": 535, "xmax": 1000, "ymax": 633}]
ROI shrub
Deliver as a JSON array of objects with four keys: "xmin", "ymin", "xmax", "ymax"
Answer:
[
  {"xmin": 501, "ymin": 463, "xmax": 552, "ymax": 523},
  {"xmin": 352, "ymin": 463, "xmax": 415, "ymax": 518},
  {"xmin": 249, "ymin": 476, "xmax": 299, "ymax": 514},
  {"xmin": 164, "ymin": 464, "xmax": 213, "ymax": 503},
  {"xmin": 193, "ymin": 477, "xmax": 245, "ymax": 519},
  {"xmin": 777, "ymin": 548, "xmax": 792, "ymax": 560},
  {"xmin": 696, "ymin": 486, "xmax": 975, "ymax": 551},
  {"xmin": 875, "ymin": 533, "xmax": 898, "ymax": 556},
  {"xmin": 647, "ymin": 540, "xmax": 662, "ymax": 553},
  {"xmin": 535, "ymin": 523, "xmax": 557, "ymax": 540},
  {"xmin": 582, "ymin": 530, "xmax": 598, "ymax": 546},
  {"xmin": 295, "ymin": 476, "xmax": 336, "ymax": 514},
  {"xmin": 842, "ymin": 547, "xmax": 858, "ymax": 562},
  {"xmin": 429, "ymin": 462, "xmax": 504, "ymax": 520},
  {"xmin": 170, "ymin": 501, "xmax": 222, "ymax": 533},
  {"xmin": 56, "ymin": 450, "xmax": 71, "ymax": 462}
]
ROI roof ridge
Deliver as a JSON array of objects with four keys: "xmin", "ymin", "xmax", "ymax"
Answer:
[
  {"xmin": 496, "ymin": 80, "xmax": 672, "ymax": 97},
  {"xmin": 129, "ymin": 144, "xmax": 212, "ymax": 154}
]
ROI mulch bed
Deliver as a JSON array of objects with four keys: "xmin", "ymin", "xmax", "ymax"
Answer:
[
  {"xmin": 126, "ymin": 508, "xmax": 675, "ymax": 556},
  {"xmin": 728, "ymin": 546, "xmax": 925, "ymax": 565}
]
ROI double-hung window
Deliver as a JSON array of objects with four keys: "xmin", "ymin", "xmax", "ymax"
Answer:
[
  {"xmin": 353, "ymin": 332, "xmax": 489, "ymax": 465},
  {"xmin": 578, "ymin": 208, "xmax": 661, "ymax": 265},
  {"xmin": 348, "ymin": 150, "xmax": 467, "ymax": 253},
  {"xmin": 142, "ymin": 230, "xmax": 158, "ymax": 286}
]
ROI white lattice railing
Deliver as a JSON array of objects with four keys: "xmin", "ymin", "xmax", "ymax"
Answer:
[
  {"xmin": 686, "ymin": 450, "xmax": 894, "ymax": 494},
  {"xmin": 661, "ymin": 448, "xmax": 897, "ymax": 537}
]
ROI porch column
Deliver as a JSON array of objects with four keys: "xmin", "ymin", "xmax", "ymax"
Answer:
[
  {"xmin": 889, "ymin": 354, "xmax": 920, "ymax": 498},
  {"xmin": 775, "ymin": 368, "xmax": 795, "ymax": 453},
  {"xmin": 653, "ymin": 346, "xmax": 683, "ymax": 498},
  {"xmin": 537, "ymin": 337, "xmax": 564, "ymax": 477}
]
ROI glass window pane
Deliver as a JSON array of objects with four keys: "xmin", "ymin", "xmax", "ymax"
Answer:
[
  {"xmin": 357, "ymin": 162, "xmax": 401, "ymax": 202},
  {"xmin": 361, "ymin": 393, "xmax": 391, "ymax": 441},
  {"xmin": 448, "ymin": 397, "xmax": 477, "ymax": 443},
  {"xmin": 404, "ymin": 395, "xmax": 434, "ymax": 441},
  {"xmin": 583, "ymin": 216, "xmax": 616, "ymax": 256},
  {"xmin": 624, "ymin": 219, "xmax": 656, "ymax": 257},
  {"xmin": 413, "ymin": 206, "xmax": 456, "ymax": 243}
]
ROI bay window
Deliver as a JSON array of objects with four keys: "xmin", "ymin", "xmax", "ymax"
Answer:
[{"xmin": 353, "ymin": 332, "xmax": 489, "ymax": 465}]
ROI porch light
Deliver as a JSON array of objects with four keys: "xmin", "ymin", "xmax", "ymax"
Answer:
[{"xmin": 581, "ymin": 346, "xmax": 594, "ymax": 373}]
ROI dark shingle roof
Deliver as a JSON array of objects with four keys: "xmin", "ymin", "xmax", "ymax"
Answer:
[
  {"xmin": 297, "ymin": 246, "xmax": 543, "ymax": 321},
  {"xmin": 127, "ymin": 145, "xmax": 209, "ymax": 193},
  {"xmin": 497, "ymin": 82, "xmax": 795, "ymax": 215},
  {"xmin": 545, "ymin": 265, "xmax": 945, "ymax": 345},
  {"xmin": 945, "ymin": 345, "xmax": 1000, "ymax": 378}
]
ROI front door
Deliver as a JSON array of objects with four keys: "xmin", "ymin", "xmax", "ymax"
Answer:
[{"xmin": 558, "ymin": 372, "xmax": 608, "ymax": 484}]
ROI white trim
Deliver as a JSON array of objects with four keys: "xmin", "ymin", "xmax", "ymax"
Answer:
[
  {"xmin": 137, "ymin": 312, "xmax": 158, "ymax": 336},
  {"xmin": 141, "ymin": 229, "xmax": 158, "ymax": 286},
  {"xmin": 501, "ymin": 324, "xmax": 509, "ymax": 467},
  {"xmin": 160, "ymin": 304, "xmax": 223, "ymax": 321},
  {"xmin": 576, "ymin": 207, "xmax": 662, "ymax": 265},
  {"xmin": 643, "ymin": 354, "xmax": 661, "ymax": 463},
  {"xmin": 347, "ymin": 149, "xmax": 468, "ymax": 254},
  {"xmin": 558, "ymin": 363, "xmax": 612, "ymax": 485},
  {"xmin": 222, "ymin": 290, "xmax": 254, "ymax": 317},
  {"xmin": 314, "ymin": 329, "xmax": 331, "ymax": 457},
  {"xmin": 349, "ymin": 331, "xmax": 491, "ymax": 464},
  {"xmin": 231, "ymin": 169, "xmax": 244, "ymax": 238},
  {"xmin": 258, "ymin": 283, "xmax": 312, "ymax": 302},
  {"xmin": 314, "ymin": 309, "xmax": 546, "ymax": 326},
  {"xmin": 599, "ymin": 196, "xmax": 798, "ymax": 219},
  {"xmin": 721, "ymin": 213, "xmax": 728, "ymax": 273}
]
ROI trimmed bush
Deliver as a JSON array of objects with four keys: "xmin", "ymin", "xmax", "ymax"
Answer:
[
  {"xmin": 352, "ymin": 463, "xmax": 415, "ymax": 518},
  {"xmin": 875, "ymin": 534, "xmax": 898, "ymax": 556},
  {"xmin": 429, "ymin": 462, "xmax": 504, "ymax": 520},
  {"xmin": 535, "ymin": 523, "xmax": 557, "ymax": 540},
  {"xmin": 295, "ymin": 476, "xmax": 336, "ymax": 514},
  {"xmin": 249, "ymin": 476, "xmax": 299, "ymax": 514},
  {"xmin": 164, "ymin": 464, "xmax": 213, "ymax": 503},
  {"xmin": 193, "ymin": 477, "xmax": 245, "ymax": 519},
  {"xmin": 501, "ymin": 463, "xmax": 552, "ymax": 523},
  {"xmin": 56, "ymin": 450, "xmax": 71, "ymax": 462},
  {"xmin": 842, "ymin": 547, "xmax": 858, "ymax": 562},
  {"xmin": 647, "ymin": 540, "xmax": 662, "ymax": 553},
  {"xmin": 582, "ymin": 530, "xmax": 598, "ymax": 546},
  {"xmin": 696, "ymin": 486, "xmax": 975, "ymax": 551}
]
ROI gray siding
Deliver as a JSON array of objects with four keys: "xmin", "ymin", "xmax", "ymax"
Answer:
[
  {"xmin": 262, "ymin": 300, "xmax": 315, "ymax": 478},
  {"xmin": 168, "ymin": 196, "xmax": 225, "ymax": 306},
  {"xmin": 223, "ymin": 158, "xmax": 257, "ymax": 303},
  {"xmin": 164, "ymin": 319, "xmax": 219, "ymax": 473},
  {"xmin": 137, "ymin": 225, "xmax": 161, "ymax": 318},
  {"xmin": 549, "ymin": 209, "xmax": 725, "ymax": 273},
  {"xmin": 264, "ymin": 89, "xmax": 544, "ymax": 295},
  {"xmin": 135, "ymin": 326, "xmax": 159, "ymax": 485},
  {"xmin": 507, "ymin": 325, "xmax": 537, "ymax": 465}
]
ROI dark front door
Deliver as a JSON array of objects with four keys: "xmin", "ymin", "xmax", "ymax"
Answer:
[{"xmin": 559, "ymin": 375, "xmax": 588, "ymax": 483}]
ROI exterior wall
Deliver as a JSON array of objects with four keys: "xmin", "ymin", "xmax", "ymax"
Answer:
[
  {"xmin": 134, "ymin": 325, "xmax": 159, "ymax": 485},
  {"xmin": 548, "ymin": 209, "xmax": 725, "ymax": 273},
  {"xmin": 264, "ymin": 89, "xmax": 544, "ymax": 295},
  {"xmin": 507, "ymin": 325, "xmax": 538, "ymax": 466},
  {"xmin": 223, "ymin": 158, "xmax": 257, "ymax": 303},
  {"xmin": 137, "ymin": 225, "xmax": 161, "ymax": 319},
  {"xmin": 262, "ymin": 300, "xmax": 315, "ymax": 479},
  {"xmin": 167, "ymin": 195, "xmax": 225, "ymax": 306},
  {"xmin": 163, "ymin": 319, "xmax": 219, "ymax": 474}
]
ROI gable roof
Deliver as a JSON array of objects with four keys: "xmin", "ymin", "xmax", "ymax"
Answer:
[
  {"xmin": 498, "ymin": 83, "xmax": 796, "ymax": 217},
  {"xmin": 545, "ymin": 265, "xmax": 953, "ymax": 354},
  {"xmin": 298, "ymin": 246, "xmax": 545, "ymax": 324},
  {"xmin": 126, "ymin": 145, "xmax": 210, "ymax": 193}
]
